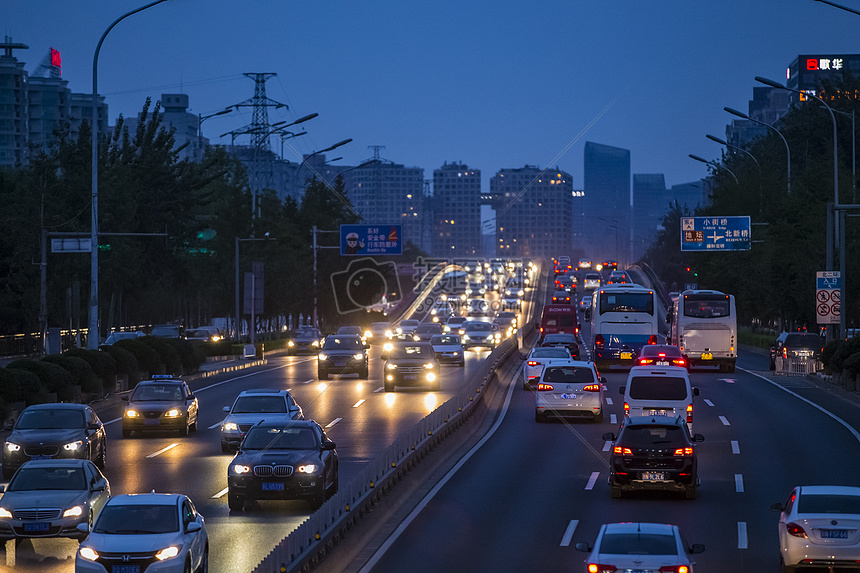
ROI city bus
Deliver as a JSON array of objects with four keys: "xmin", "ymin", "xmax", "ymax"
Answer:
[
  {"xmin": 668, "ymin": 289, "xmax": 737, "ymax": 372},
  {"xmin": 590, "ymin": 284, "xmax": 660, "ymax": 368}
]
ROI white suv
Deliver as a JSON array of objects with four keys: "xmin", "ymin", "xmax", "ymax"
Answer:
[
  {"xmin": 220, "ymin": 389, "xmax": 304, "ymax": 453},
  {"xmin": 619, "ymin": 366, "xmax": 699, "ymax": 430}
]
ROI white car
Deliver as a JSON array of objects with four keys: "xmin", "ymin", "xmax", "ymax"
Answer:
[
  {"xmin": 520, "ymin": 347, "xmax": 572, "ymax": 390},
  {"xmin": 445, "ymin": 316, "xmax": 468, "ymax": 334},
  {"xmin": 773, "ymin": 485, "xmax": 860, "ymax": 570},
  {"xmin": 220, "ymin": 389, "xmax": 304, "ymax": 453},
  {"xmin": 430, "ymin": 334, "xmax": 465, "ymax": 367},
  {"xmin": 461, "ymin": 321, "xmax": 500, "ymax": 350},
  {"xmin": 76, "ymin": 492, "xmax": 208, "ymax": 573},
  {"xmin": 395, "ymin": 319, "xmax": 420, "ymax": 339},
  {"xmin": 534, "ymin": 360, "xmax": 605, "ymax": 423},
  {"xmin": 575, "ymin": 522, "xmax": 704, "ymax": 571},
  {"xmin": 620, "ymin": 365, "xmax": 699, "ymax": 430}
]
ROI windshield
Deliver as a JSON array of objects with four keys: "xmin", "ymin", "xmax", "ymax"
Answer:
[
  {"xmin": 431, "ymin": 335, "xmax": 459, "ymax": 345},
  {"xmin": 542, "ymin": 366, "xmax": 594, "ymax": 383},
  {"xmin": 798, "ymin": 494, "xmax": 860, "ymax": 514},
  {"xmin": 401, "ymin": 320, "xmax": 419, "ymax": 328},
  {"xmin": 598, "ymin": 532, "xmax": 678, "ymax": 555},
  {"xmin": 94, "ymin": 504, "xmax": 178, "ymax": 534},
  {"xmin": 131, "ymin": 384, "xmax": 183, "ymax": 401},
  {"xmin": 544, "ymin": 334, "xmax": 575, "ymax": 343},
  {"xmin": 599, "ymin": 291, "xmax": 654, "ymax": 315},
  {"xmin": 322, "ymin": 337, "xmax": 362, "ymax": 350},
  {"xmin": 9, "ymin": 466, "xmax": 86, "ymax": 491},
  {"xmin": 231, "ymin": 395, "xmax": 288, "ymax": 414},
  {"xmin": 242, "ymin": 427, "xmax": 318, "ymax": 450},
  {"xmin": 466, "ymin": 323, "xmax": 492, "ymax": 332},
  {"xmin": 628, "ymin": 376, "xmax": 688, "ymax": 400},
  {"xmin": 784, "ymin": 334, "xmax": 823, "ymax": 348},
  {"xmin": 17, "ymin": 409, "xmax": 85, "ymax": 429},
  {"xmin": 683, "ymin": 293, "xmax": 731, "ymax": 318},
  {"xmin": 531, "ymin": 348, "xmax": 570, "ymax": 358},
  {"xmin": 390, "ymin": 344, "xmax": 432, "ymax": 359},
  {"xmin": 621, "ymin": 424, "xmax": 687, "ymax": 447}
]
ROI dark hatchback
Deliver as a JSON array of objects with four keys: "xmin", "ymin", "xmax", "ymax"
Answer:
[
  {"xmin": 603, "ymin": 415, "xmax": 704, "ymax": 499},
  {"xmin": 121, "ymin": 376, "xmax": 199, "ymax": 437},
  {"xmin": 540, "ymin": 333, "xmax": 580, "ymax": 359},
  {"xmin": 317, "ymin": 335, "xmax": 368, "ymax": 379},
  {"xmin": 227, "ymin": 420, "xmax": 338, "ymax": 511},
  {"xmin": 593, "ymin": 333, "xmax": 664, "ymax": 369},
  {"xmin": 2, "ymin": 404, "xmax": 106, "ymax": 480}
]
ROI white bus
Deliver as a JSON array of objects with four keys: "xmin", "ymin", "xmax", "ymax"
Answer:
[
  {"xmin": 590, "ymin": 284, "xmax": 660, "ymax": 368},
  {"xmin": 668, "ymin": 289, "xmax": 737, "ymax": 372}
]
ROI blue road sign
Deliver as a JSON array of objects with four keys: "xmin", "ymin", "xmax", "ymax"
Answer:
[
  {"xmin": 680, "ymin": 216, "xmax": 751, "ymax": 251},
  {"xmin": 340, "ymin": 225, "xmax": 402, "ymax": 256}
]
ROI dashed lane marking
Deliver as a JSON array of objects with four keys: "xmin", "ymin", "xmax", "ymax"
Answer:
[
  {"xmin": 610, "ymin": 414, "xmax": 617, "ymax": 425},
  {"xmin": 704, "ymin": 399, "xmax": 715, "ymax": 407},
  {"xmin": 353, "ymin": 400, "xmax": 365, "ymax": 408},
  {"xmin": 212, "ymin": 487, "xmax": 228, "ymax": 499},
  {"xmin": 605, "ymin": 397, "xmax": 613, "ymax": 405},
  {"xmin": 585, "ymin": 472, "xmax": 600, "ymax": 490},
  {"xmin": 326, "ymin": 418, "xmax": 342, "ymax": 428},
  {"xmin": 602, "ymin": 441, "xmax": 611, "ymax": 452},
  {"xmin": 735, "ymin": 474, "xmax": 744, "ymax": 493},
  {"xmin": 719, "ymin": 416, "xmax": 730, "ymax": 425},
  {"xmin": 374, "ymin": 387, "xmax": 384, "ymax": 393},
  {"xmin": 560, "ymin": 520, "xmax": 579, "ymax": 547},
  {"xmin": 738, "ymin": 522, "xmax": 748, "ymax": 549},
  {"xmin": 146, "ymin": 443, "xmax": 179, "ymax": 458},
  {"xmin": 731, "ymin": 440, "xmax": 740, "ymax": 454}
]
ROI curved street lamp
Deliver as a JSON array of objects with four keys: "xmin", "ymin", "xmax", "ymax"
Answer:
[
  {"xmin": 724, "ymin": 106, "xmax": 791, "ymax": 194},
  {"xmin": 197, "ymin": 107, "xmax": 233, "ymax": 160},
  {"xmin": 89, "ymin": 0, "xmax": 170, "ymax": 349},
  {"xmin": 689, "ymin": 153, "xmax": 739, "ymax": 184}
]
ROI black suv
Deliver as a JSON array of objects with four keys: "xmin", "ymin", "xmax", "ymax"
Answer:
[
  {"xmin": 769, "ymin": 332, "xmax": 823, "ymax": 370},
  {"xmin": 2, "ymin": 404, "xmax": 107, "ymax": 479},
  {"xmin": 603, "ymin": 415, "xmax": 703, "ymax": 500},
  {"xmin": 384, "ymin": 342, "xmax": 439, "ymax": 391},
  {"xmin": 317, "ymin": 334, "xmax": 369, "ymax": 379}
]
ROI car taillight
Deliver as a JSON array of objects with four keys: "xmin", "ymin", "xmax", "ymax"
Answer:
[
  {"xmin": 675, "ymin": 358, "xmax": 687, "ymax": 367},
  {"xmin": 647, "ymin": 335, "xmax": 658, "ymax": 344},
  {"xmin": 595, "ymin": 334, "xmax": 605, "ymax": 349},
  {"xmin": 660, "ymin": 567, "xmax": 690, "ymax": 573},
  {"xmin": 527, "ymin": 360, "xmax": 540, "ymax": 366},
  {"xmin": 686, "ymin": 403, "xmax": 693, "ymax": 424},
  {"xmin": 613, "ymin": 446, "xmax": 633, "ymax": 455},
  {"xmin": 536, "ymin": 383, "xmax": 553, "ymax": 391},
  {"xmin": 673, "ymin": 447, "xmax": 694, "ymax": 456},
  {"xmin": 783, "ymin": 348, "xmax": 788, "ymax": 358},
  {"xmin": 638, "ymin": 358, "xmax": 652, "ymax": 365},
  {"xmin": 588, "ymin": 564, "xmax": 617, "ymax": 573},
  {"xmin": 539, "ymin": 327, "xmax": 544, "ymax": 333},
  {"xmin": 786, "ymin": 522, "xmax": 808, "ymax": 538},
  {"xmin": 623, "ymin": 402, "xmax": 629, "ymax": 414},
  {"xmin": 583, "ymin": 384, "xmax": 601, "ymax": 392}
]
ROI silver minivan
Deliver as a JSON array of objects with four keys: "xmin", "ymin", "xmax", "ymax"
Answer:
[{"xmin": 619, "ymin": 366, "xmax": 699, "ymax": 430}]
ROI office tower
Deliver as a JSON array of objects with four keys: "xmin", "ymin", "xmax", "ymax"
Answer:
[
  {"xmin": 582, "ymin": 142, "xmax": 631, "ymax": 266},
  {"xmin": 432, "ymin": 162, "xmax": 481, "ymax": 257}
]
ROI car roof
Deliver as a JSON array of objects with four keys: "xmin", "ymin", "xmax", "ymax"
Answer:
[
  {"xmin": 108, "ymin": 493, "xmax": 183, "ymax": 506},
  {"xmin": 251, "ymin": 419, "xmax": 316, "ymax": 430},
  {"xmin": 23, "ymin": 403, "xmax": 88, "ymax": 411},
  {"xmin": 796, "ymin": 485, "xmax": 860, "ymax": 496},
  {"xmin": 237, "ymin": 388, "xmax": 290, "ymax": 396},
  {"xmin": 640, "ymin": 344, "xmax": 682, "ymax": 353},
  {"xmin": 542, "ymin": 359, "xmax": 593, "ymax": 368},
  {"xmin": 600, "ymin": 522, "xmax": 678, "ymax": 535},
  {"xmin": 628, "ymin": 365, "xmax": 689, "ymax": 375},
  {"xmin": 18, "ymin": 459, "xmax": 93, "ymax": 469}
]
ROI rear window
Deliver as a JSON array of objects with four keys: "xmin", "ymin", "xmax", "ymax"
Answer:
[
  {"xmin": 544, "ymin": 316, "xmax": 576, "ymax": 327},
  {"xmin": 323, "ymin": 337, "xmax": 362, "ymax": 350},
  {"xmin": 390, "ymin": 345, "xmax": 432, "ymax": 359},
  {"xmin": 797, "ymin": 493, "xmax": 860, "ymax": 514},
  {"xmin": 621, "ymin": 424, "xmax": 687, "ymax": 447},
  {"xmin": 683, "ymin": 293, "xmax": 731, "ymax": 318},
  {"xmin": 784, "ymin": 334, "xmax": 823, "ymax": 348},
  {"xmin": 599, "ymin": 291, "xmax": 654, "ymax": 315},
  {"xmin": 628, "ymin": 376, "xmax": 688, "ymax": 400},
  {"xmin": 530, "ymin": 348, "xmax": 570, "ymax": 358},
  {"xmin": 542, "ymin": 366, "xmax": 594, "ymax": 383},
  {"xmin": 598, "ymin": 533, "xmax": 678, "ymax": 555}
]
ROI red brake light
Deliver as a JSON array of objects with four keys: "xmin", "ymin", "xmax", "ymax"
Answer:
[
  {"xmin": 660, "ymin": 567, "xmax": 690, "ymax": 573},
  {"xmin": 583, "ymin": 384, "xmax": 601, "ymax": 392},
  {"xmin": 595, "ymin": 334, "xmax": 605, "ymax": 348},
  {"xmin": 623, "ymin": 402, "xmax": 629, "ymax": 413},
  {"xmin": 527, "ymin": 360, "xmax": 539, "ymax": 366},
  {"xmin": 657, "ymin": 352, "xmax": 666, "ymax": 358},
  {"xmin": 673, "ymin": 447, "xmax": 694, "ymax": 456},
  {"xmin": 647, "ymin": 335, "xmax": 658, "ymax": 344},
  {"xmin": 675, "ymin": 358, "xmax": 687, "ymax": 367},
  {"xmin": 589, "ymin": 565, "xmax": 618, "ymax": 573},
  {"xmin": 612, "ymin": 446, "xmax": 633, "ymax": 455},
  {"xmin": 786, "ymin": 522, "xmax": 808, "ymax": 538},
  {"xmin": 686, "ymin": 403, "xmax": 693, "ymax": 423},
  {"xmin": 536, "ymin": 383, "xmax": 553, "ymax": 392},
  {"xmin": 638, "ymin": 358, "xmax": 651, "ymax": 365}
]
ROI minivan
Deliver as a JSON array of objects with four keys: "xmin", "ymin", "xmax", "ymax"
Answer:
[{"xmin": 619, "ymin": 365, "xmax": 700, "ymax": 429}]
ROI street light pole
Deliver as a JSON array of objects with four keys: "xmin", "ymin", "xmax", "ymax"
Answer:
[
  {"xmin": 724, "ymin": 106, "xmax": 791, "ymax": 195},
  {"xmin": 89, "ymin": 0, "xmax": 169, "ymax": 350},
  {"xmin": 235, "ymin": 234, "xmax": 275, "ymax": 341},
  {"xmin": 689, "ymin": 154, "xmax": 739, "ymax": 184},
  {"xmin": 197, "ymin": 107, "xmax": 233, "ymax": 161},
  {"xmin": 833, "ymin": 108, "xmax": 856, "ymax": 203}
]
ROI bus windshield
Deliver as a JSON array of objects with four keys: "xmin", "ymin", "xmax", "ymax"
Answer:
[
  {"xmin": 683, "ymin": 294, "xmax": 730, "ymax": 319},
  {"xmin": 599, "ymin": 292, "xmax": 654, "ymax": 315}
]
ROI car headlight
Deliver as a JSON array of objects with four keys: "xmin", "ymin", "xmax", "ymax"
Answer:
[
  {"xmin": 288, "ymin": 340, "xmax": 295, "ymax": 347},
  {"xmin": 426, "ymin": 372, "xmax": 436, "ymax": 382},
  {"xmin": 223, "ymin": 422, "xmax": 238, "ymax": 431},
  {"xmin": 211, "ymin": 335, "xmax": 222, "ymax": 342},
  {"xmin": 124, "ymin": 409, "xmax": 139, "ymax": 418},
  {"xmin": 431, "ymin": 309, "xmax": 437, "ymax": 315},
  {"xmin": 64, "ymin": 440, "xmax": 83, "ymax": 451},
  {"xmin": 413, "ymin": 335, "xmax": 421, "ymax": 341},
  {"xmin": 424, "ymin": 363, "xmax": 435, "ymax": 369},
  {"xmin": 312, "ymin": 340, "xmax": 320, "ymax": 347},
  {"xmin": 318, "ymin": 353, "xmax": 328, "ymax": 361},
  {"xmin": 231, "ymin": 464, "xmax": 251, "ymax": 474},
  {"xmin": 432, "ymin": 317, "xmax": 439, "ymax": 323},
  {"xmin": 5, "ymin": 442, "xmax": 20, "ymax": 453},
  {"xmin": 155, "ymin": 547, "xmax": 180, "ymax": 561},
  {"xmin": 79, "ymin": 547, "xmax": 99, "ymax": 561},
  {"xmin": 0, "ymin": 508, "xmax": 11, "ymax": 519},
  {"xmin": 353, "ymin": 353, "xmax": 364, "ymax": 360},
  {"xmin": 297, "ymin": 464, "xmax": 317, "ymax": 473},
  {"xmin": 63, "ymin": 505, "xmax": 83, "ymax": 518},
  {"xmin": 462, "ymin": 335, "xmax": 470, "ymax": 341},
  {"xmin": 165, "ymin": 409, "xmax": 182, "ymax": 418},
  {"xmin": 364, "ymin": 330, "xmax": 373, "ymax": 339},
  {"xmin": 383, "ymin": 342, "xmax": 393, "ymax": 352},
  {"xmin": 385, "ymin": 330, "xmax": 393, "ymax": 339},
  {"xmin": 387, "ymin": 363, "xmax": 398, "ymax": 370},
  {"xmin": 396, "ymin": 327, "xmax": 403, "ymax": 334}
]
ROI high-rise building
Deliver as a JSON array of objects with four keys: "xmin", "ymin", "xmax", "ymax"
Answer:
[
  {"xmin": 582, "ymin": 142, "xmax": 630, "ymax": 266},
  {"xmin": 787, "ymin": 54, "xmax": 860, "ymax": 96},
  {"xmin": 632, "ymin": 174, "xmax": 668, "ymax": 261},
  {"xmin": 123, "ymin": 93, "xmax": 208, "ymax": 163},
  {"xmin": 431, "ymin": 162, "xmax": 481, "ymax": 257},
  {"xmin": 345, "ymin": 159, "xmax": 426, "ymax": 251},
  {"xmin": 671, "ymin": 181, "xmax": 708, "ymax": 212},
  {"xmin": 488, "ymin": 165, "xmax": 573, "ymax": 258},
  {"xmin": 0, "ymin": 39, "xmax": 32, "ymax": 167}
]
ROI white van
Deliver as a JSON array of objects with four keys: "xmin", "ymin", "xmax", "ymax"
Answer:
[{"xmin": 619, "ymin": 366, "xmax": 700, "ymax": 429}]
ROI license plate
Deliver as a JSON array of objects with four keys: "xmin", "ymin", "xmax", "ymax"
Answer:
[
  {"xmin": 560, "ymin": 393, "xmax": 578, "ymax": 400},
  {"xmin": 112, "ymin": 566, "xmax": 141, "ymax": 573},
  {"xmin": 262, "ymin": 482, "xmax": 285, "ymax": 491},
  {"xmin": 656, "ymin": 361, "xmax": 670, "ymax": 366},
  {"xmin": 820, "ymin": 529, "xmax": 849, "ymax": 539},
  {"xmin": 404, "ymin": 375, "xmax": 417, "ymax": 380},
  {"xmin": 143, "ymin": 419, "xmax": 160, "ymax": 425},
  {"xmin": 641, "ymin": 472, "xmax": 665, "ymax": 481},
  {"xmin": 24, "ymin": 522, "xmax": 50, "ymax": 532},
  {"xmin": 30, "ymin": 455, "xmax": 52, "ymax": 460},
  {"xmin": 648, "ymin": 409, "xmax": 669, "ymax": 416},
  {"xmin": 701, "ymin": 352, "xmax": 713, "ymax": 360},
  {"xmin": 620, "ymin": 352, "xmax": 633, "ymax": 360}
]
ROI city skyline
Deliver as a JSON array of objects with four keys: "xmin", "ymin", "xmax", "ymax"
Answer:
[{"xmin": 5, "ymin": 0, "xmax": 859, "ymax": 193}]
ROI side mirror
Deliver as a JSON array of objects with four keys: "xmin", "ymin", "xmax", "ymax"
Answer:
[
  {"xmin": 76, "ymin": 522, "xmax": 90, "ymax": 535},
  {"xmin": 88, "ymin": 423, "xmax": 101, "ymax": 431},
  {"xmin": 187, "ymin": 394, "xmax": 195, "ymax": 401},
  {"xmin": 600, "ymin": 377, "xmax": 607, "ymax": 385},
  {"xmin": 186, "ymin": 521, "xmax": 202, "ymax": 533},
  {"xmin": 693, "ymin": 387, "xmax": 700, "ymax": 396},
  {"xmin": 601, "ymin": 432, "xmax": 616, "ymax": 441},
  {"xmin": 771, "ymin": 502, "xmax": 784, "ymax": 512},
  {"xmin": 0, "ymin": 485, "xmax": 5, "ymax": 494},
  {"xmin": 574, "ymin": 542, "xmax": 591, "ymax": 552},
  {"xmin": 92, "ymin": 478, "xmax": 108, "ymax": 492},
  {"xmin": 692, "ymin": 433, "xmax": 705, "ymax": 442},
  {"xmin": 222, "ymin": 406, "xmax": 230, "ymax": 413},
  {"xmin": 121, "ymin": 396, "xmax": 129, "ymax": 402},
  {"xmin": 689, "ymin": 543, "xmax": 705, "ymax": 554},
  {"xmin": 322, "ymin": 440, "xmax": 336, "ymax": 451},
  {"xmin": 618, "ymin": 386, "xmax": 625, "ymax": 395}
]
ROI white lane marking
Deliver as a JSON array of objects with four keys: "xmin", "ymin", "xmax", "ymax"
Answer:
[
  {"xmin": 731, "ymin": 440, "xmax": 740, "ymax": 454},
  {"xmin": 353, "ymin": 400, "xmax": 365, "ymax": 408},
  {"xmin": 585, "ymin": 472, "xmax": 600, "ymax": 490},
  {"xmin": 208, "ymin": 421, "xmax": 223, "ymax": 430},
  {"xmin": 212, "ymin": 487, "xmax": 229, "ymax": 499},
  {"xmin": 719, "ymin": 416, "xmax": 730, "ymax": 425},
  {"xmin": 704, "ymin": 399, "xmax": 715, "ymax": 407},
  {"xmin": 325, "ymin": 418, "xmax": 342, "ymax": 428},
  {"xmin": 374, "ymin": 387, "xmax": 384, "ymax": 393},
  {"xmin": 560, "ymin": 520, "xmax": 579, "ymax": 547},
  {"xmin": 146, "ymin": 443, "xmax": 179, "ymax": 458},
  {"xmin": 735, "ymin": 474, "xmax": 744, "ymax": 492},
  {"xmin": 303, "ymin": 378, "xmax": 314, "ymax": 384},
  {"xmin": 610, "ymin": 414, "xmax": 617, "ymax": 425},
  {"xmin": 738, "ymin": 521, "xmax": 748, "ymax": 549},
  {"xmin": 605, "ymin": 397, "xmax": 613, "ymax": 405},
  {"xmin": 358, "ymin": 362, "xmax": 519, "ymax": 573},
  {"xmin": 602, "ymin": 441, "xmax": 612, "ymax": 452},
  {"xmin": 721, "ymin": 378, "xmax": 736, "ymax": 384}
]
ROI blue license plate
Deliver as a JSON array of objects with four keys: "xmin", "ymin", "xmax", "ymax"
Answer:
[
  {"xmin": 262, "ymin": 482, "xmax": 284, "ymax": 491},
  {"xmin": 24, "ymin": 522, "xmax": 50, "ymax": 532},
  {"xmin": 143, "ymin": 419, "xmax": 160, "ymax": 425},
  {"xmin": 403, "ymin": 375, "xmax": 417, "ymax": 380},
  {"xmin": 30, "ymin": 455, "xmax": 52, "ymax": 460},
  {"xmin": 560, "ymin": 393, "xmax": 578, "ymax": 400},
  {"xmin": 112, "ymin": 566, "xmax": 141, "ymax": 573},
  {"xmin": 820, "ymin": 529, "xmax": 849, "ymax": 539}
]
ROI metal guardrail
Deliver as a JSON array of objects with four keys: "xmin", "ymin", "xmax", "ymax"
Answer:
[{"xmin": 775, "ymin": 355, "xmax": 821, "ymax": 376}]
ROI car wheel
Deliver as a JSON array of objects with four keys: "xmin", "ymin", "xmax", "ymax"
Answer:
[
  {"xmin": 684, "ymin": 485, "xmax": 698, "ymax": 500},
  {"xmin": 318, "ymin": 369, "xmax": 329, "ymax": 380},
  {"xmin": 196, "ymin": 545, "xmax": 209, "ymax": 573},
  {"xmin": 184, "ymin": 557, "xmax": 192, "ymax": 573},
  {"xmin": 179, "ymin": 418, "xmax": 190, "ymax": 437},
  {"xmin": 534, "ymin": 411, "xmax": 544, "ymax": 423},
  {"xmin": 308, "ymin": 483, "xmax": 326, "ymax": 510},
  {"xmin": 360, "ymin": 366, "xmax": 369, "ymax": 379},
  {"xmin": 96, "ymin": 443, "xmax": 106, "ymax": 470},
  {"xmin": 458, "ymin": 361, "xmax": 465, "ymax": 367},
  {"xmin": 190, "ymin": 413, "xmax": 198, "ymax": 432},
  {"xmin": 227, "ymin": 493, "xmax": 245, "ymax": 511},
  {"xmin": 220, "ymin": 441, "xmax": 231, "ymax": 454},
  {"xmin": 769, "ymin": 359, "xmax": 775, "ymax": 371},
  {"xmin": 726, "ymin": 362, "xmax": 736, "ymax": 373},
  {"xmin": 610, "ymin": 485, "xmax": 623, "ymax": 499},
  {"xmin": 594, "ymin": 410, "xmax": 604, "ymax": 424},
  {"xmin": 780, "ymin": 557, "xmax": 796, "ymax": 573},
  {"xmin": 384, "ymin": 380, "xmax": 395, "ymax": 392}
]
